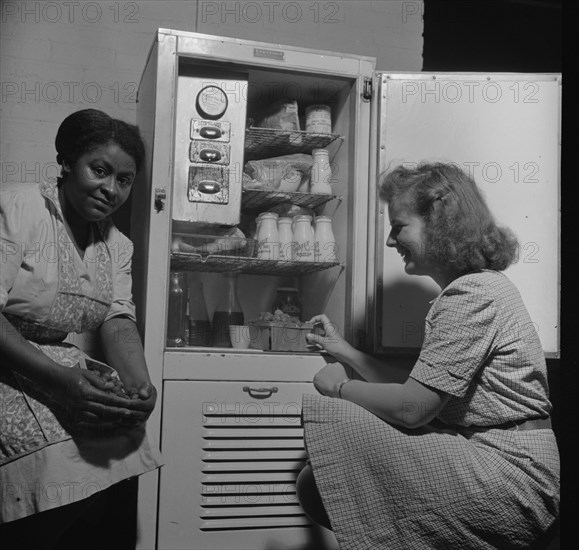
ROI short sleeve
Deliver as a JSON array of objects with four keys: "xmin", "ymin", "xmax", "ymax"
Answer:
[
  {"xmin": 0, "ymin": 186, "xmax": 36, "ymax": 309},
  {"xmin": 410, "ymin": 280, "xmax": 498, "ymax": 397},
  {"xmin": 103, "ymin": 228, "xmax": 137, "ymax": 323}
]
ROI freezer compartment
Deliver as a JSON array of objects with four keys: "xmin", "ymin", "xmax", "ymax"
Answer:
[{"xmin": 172, "ymin": 66, "xmax": 248, "ymax": 226}]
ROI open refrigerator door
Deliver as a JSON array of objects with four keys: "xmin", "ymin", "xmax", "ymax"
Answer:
[{"xmin": 132, "ymin": 30, "xmax": 376, "ymax": 550}]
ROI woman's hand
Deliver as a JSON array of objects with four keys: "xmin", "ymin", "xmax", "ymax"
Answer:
[
  {"xmin": 313, "ymin": 362, "xmax": 350, "ymax": 398},
  {"xmin": 120, "ymin": 380, "xmax": 157, "ymax": 425},
  {"xmin": 306, "ymin": 314, "xmax": 352, "ymax": 359},
  {"xmin": 49, "ymin": 364, "xmax": 153, "ymax": 429}
]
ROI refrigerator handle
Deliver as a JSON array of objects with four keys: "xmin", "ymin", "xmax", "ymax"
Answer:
[{"xmin": 242, "ymin": 386, "xmax": 279, "ymax": 399}]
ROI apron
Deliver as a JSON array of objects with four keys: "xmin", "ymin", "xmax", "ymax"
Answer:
[
  {"xmin": 1, "ymin": 215, "xmax": 113, "ymax": 464},
  {"xmin": 0, "ymin": 181, "xmax": 162, "ymax": 522}
]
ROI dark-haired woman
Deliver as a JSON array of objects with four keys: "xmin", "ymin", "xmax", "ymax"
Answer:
[
  {"xmin": 297, "ymin": 163, "xmax": 559, "ymax": 549},
  {"xmin": 0, "ymin": 109, "xmax": 162, "ymax": 548}
]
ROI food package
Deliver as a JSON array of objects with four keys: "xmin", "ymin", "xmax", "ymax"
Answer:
[
  {"xmin": 254, "ymin": 99, "xmax": 300, "ymax": 131},
  {"xmin": 248, "ymin": 311, "xmax": 314, "ymax": 352},
  {"xmin": 171, "ymin": 226, "xmax": 255, "ymax": 257},
  {"xmin": 243, "ymin": 154, "xmax": 313, "ymax": 192}
]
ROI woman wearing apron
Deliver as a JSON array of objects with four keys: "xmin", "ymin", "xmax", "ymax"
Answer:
[
  {"xmin": 298, "ymin": 163, "xmax": 560, "ymax": 549},
  {"xmin": 0, "ymin": 109, "xmax": 162, "ymax": 548}
]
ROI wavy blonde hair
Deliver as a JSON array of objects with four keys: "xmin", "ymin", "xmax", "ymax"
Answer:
[{"xmin": 379, "ymin": 162, "xmax": 519, "ymax": 274}]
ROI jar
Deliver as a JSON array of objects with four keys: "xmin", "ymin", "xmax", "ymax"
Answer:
[
  {"xmin": 278, "ymin": 217, "xmax": 294, "ymax": 261},
  {"xmin": 311, "ymin": 148, "xmax": 333, "ymax": 194},
  {"xmin": 255, "ymin": 212, "xmax": 280, "ymax": 260},
  {"xmin": 305, "ymin": 104, "xmax": 332, "ymax": 134},
  {"xmin": 272, "ymin": 288, "xmax": 302, "ymax": 321},
  {"xmin": 314, "ymin": 216, "xmax": 338, "ymax": 262},
  {"xmin": 292, "ymin": 215, "xmax": 315, "ymax": 262}
]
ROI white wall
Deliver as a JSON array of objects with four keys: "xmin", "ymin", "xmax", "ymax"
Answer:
[{"xmin": 1, "ymin": 0, "xmax": 424, "ymax": 182}]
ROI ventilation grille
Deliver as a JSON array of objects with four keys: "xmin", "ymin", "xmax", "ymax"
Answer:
[{"xmin": 200, "ymin": 402, "xmax": 311, "ymax": 531}]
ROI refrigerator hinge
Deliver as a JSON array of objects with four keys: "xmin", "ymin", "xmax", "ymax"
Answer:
[{"xmin": 362, "ymin": 78, "xmax": 372, "ymax": 102}]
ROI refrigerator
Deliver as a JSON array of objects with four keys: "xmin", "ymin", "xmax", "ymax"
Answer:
[{"xmin": 131, "ymin": 29, "xmax": 561, "ymax": 550}]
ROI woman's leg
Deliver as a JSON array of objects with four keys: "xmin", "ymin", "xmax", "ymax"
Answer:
[{"xmin": 296, "ymin": 464, "xmax": 332, "ymax": 530}]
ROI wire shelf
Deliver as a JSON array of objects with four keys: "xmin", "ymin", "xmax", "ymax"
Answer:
[
  {"xmin": 245, "ymin": 127, "xmax": 342, "ymax": 160},
  {"xmin": 171, "ymin": 253, "xmax": 341, "ymax": 275},
  {"xmin": 241, "ymin": 189, "xmax": 338, "ymax": 211}
]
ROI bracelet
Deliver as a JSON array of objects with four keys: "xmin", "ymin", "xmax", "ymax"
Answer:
[{"xmin": 337, "ymin": 378, "xmax": 352, "ymax": 399}]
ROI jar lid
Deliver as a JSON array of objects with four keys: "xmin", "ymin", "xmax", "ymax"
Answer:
[
  {"xmin": 315, "ymin": 216, "xmax": 332, "ymax": 222},
  {"xmin": 293, "ymin": 214, "xmax": 313, "ymax": 221},
  {"xmin": 261, "ymin": 212, "xmax": 279, "ymax": 219},
  {"xmin": 306, "ymin": 104, "xmax": 331, "ymax": 112}
]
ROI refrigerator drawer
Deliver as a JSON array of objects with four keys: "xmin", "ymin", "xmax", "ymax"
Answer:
[{"xmin": 157, "ymin": 381, "xmax": 338, "ymax": 550}]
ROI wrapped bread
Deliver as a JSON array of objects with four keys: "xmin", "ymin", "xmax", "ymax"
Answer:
[
  {"xmin": 172, "ymin": 227, "xmax": 251, "ymax": 256},
  {"xmin": 243, "ymin": 154, "xmax": 313, "ymax": 192},
  {"xmin": 254, "ymin": 99, "xmax": 300, "ymax": 131}
]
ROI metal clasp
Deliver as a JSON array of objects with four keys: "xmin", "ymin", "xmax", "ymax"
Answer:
[{"xmin": 154, "ymin": 188, "xmax": 166, "ymax": 212}]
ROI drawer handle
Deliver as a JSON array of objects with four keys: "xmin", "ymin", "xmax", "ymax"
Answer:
[{"xmin": 242, "ymin": 386, "xmax": 278, "ymax": 399}]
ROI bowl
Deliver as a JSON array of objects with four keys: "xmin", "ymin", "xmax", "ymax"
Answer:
[{"xmin": 229, "ymin": 325, "xmax": 252, "ymax": 349}]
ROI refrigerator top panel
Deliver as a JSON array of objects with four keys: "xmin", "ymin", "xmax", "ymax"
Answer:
[{"xmin": 157, "ymin": 28, "xmax": 376, "ymax": 76}]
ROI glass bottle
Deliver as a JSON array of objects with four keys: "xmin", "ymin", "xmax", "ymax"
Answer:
[
  {"xmin": 167, "ymin": 271, "xmax": 186, "ymax": 347},
  {"xmin": 278, "ymin": 217, "xmax": 294, "ymax": 261},
  {"xmin": 311, "ymin": 148, "xmax": 333, "ymax": 194},
  {"xmin": 292, "ymin": 215, "xmax": 315, "ymax": 262},
  {"xmin": 256, "ymin": 212, "xmax": 280, "ymax": 260},
  {"xmin": 314, "ymin": 216, "xmax": 338, "ymax": 262},
  {"xmin": 188, "ymin": 279, "xmax": 213, "ymax": 346},
  {"xmin": 212, "ymin": 273, "xmax": 244, "ymax": 347},
  {"xmin": 272, "ymin": 287, "xmax": 302, "ymax": 321}
]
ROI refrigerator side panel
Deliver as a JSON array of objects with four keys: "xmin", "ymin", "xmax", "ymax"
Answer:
[
  {"xmin": 133, "ymin": 32, "xmax": 179, "ymax": 550},
  {"xmin": 373, "ymin": 73, "xmax": 561, "ymax": 356}
]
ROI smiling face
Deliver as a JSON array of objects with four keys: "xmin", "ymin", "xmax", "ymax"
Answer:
[
  {"xmin": 386, "ymin": 200, "xmax": 429, "ymax": 276},
  {"xmin": 386, "ymin": 200, "xmax": 458, "ymax": 288},
  {"xmin": 59, "ymin": 142, "xmax": 136, "ymax": 223}
]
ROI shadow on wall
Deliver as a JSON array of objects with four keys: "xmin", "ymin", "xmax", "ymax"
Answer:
[{"xmin": 381, "ymin": 280, "xmax": 439, "ymax": 349}]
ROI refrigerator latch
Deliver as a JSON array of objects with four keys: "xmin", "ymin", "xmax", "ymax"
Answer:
[
  {"xmin": 362, "ymin": 78, "xmax": 372, "ymax": 102},
  {"xmin": 154, "ymin": 188, "xmax": 166, "ymax": 212}
]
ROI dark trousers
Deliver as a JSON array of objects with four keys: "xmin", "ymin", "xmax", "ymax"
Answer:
[{"xmin": 1, "ymin": 478, "xmax": 138, "ymax": 550}]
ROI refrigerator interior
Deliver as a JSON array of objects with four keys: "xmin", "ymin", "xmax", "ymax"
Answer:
[{"xmin": 169, "ymin": 56, "xmax": 361, "ymax": 347}]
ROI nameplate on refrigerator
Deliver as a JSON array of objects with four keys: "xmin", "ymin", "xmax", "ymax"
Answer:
[{"xmin": 190, "ymin": 119, "xmax": 231, "ymax": 142}]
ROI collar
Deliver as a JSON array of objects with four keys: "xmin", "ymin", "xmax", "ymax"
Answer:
[{"xmin": 39, "ymin": 178, "xmax": 64, "ymax": 222}]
